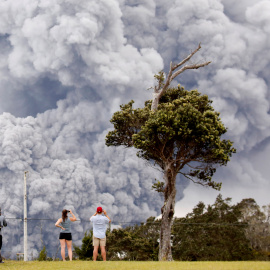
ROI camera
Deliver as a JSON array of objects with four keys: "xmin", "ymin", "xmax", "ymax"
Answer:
[{"xmin": 67, "ymin": 210, "xmax": 70, "ymax": 213}]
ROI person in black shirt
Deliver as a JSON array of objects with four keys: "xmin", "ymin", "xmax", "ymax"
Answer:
[{"xmin": 0, "ymin": 208, "xmax": 7, "ymax": 263}]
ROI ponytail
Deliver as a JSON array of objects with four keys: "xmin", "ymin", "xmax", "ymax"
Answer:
[{"xmin": 62, "ymin": 209, "xmax": 68, "ymax": 222}]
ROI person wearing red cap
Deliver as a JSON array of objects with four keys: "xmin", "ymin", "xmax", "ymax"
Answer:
[{"xmin": 90, "ymin": 207, "xmax": 111, "ymax": 261}]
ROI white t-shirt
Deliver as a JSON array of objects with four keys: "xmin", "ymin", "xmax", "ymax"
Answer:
[{"xmin": 90, "ymin": 215, "xmax": 109, "ymax": 239}]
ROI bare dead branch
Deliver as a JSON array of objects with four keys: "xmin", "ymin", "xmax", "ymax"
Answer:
[
  {"xmin": 151, "ymin": 43, "xmax": 211, "ymax": 111},
  {"xmin": 172, "ymin": 43, "xmax": 202, "ymax": 71},
  {"xmin": 170, "ymin": 61, "xmax": 211, "ymax": 82}
]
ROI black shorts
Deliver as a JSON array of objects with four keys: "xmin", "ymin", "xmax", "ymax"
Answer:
[
  {"xmin": 59, "ymin": 233, "xmax": 72, "ymax": 241},
  {"xmin": 0, "ymin": 235, "xmax": 2, "ymax": 250}
]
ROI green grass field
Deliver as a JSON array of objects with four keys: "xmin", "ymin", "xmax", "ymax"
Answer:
[{"xmin": 0, "ymin": 261, "xmax": 269, "ymax": 270}]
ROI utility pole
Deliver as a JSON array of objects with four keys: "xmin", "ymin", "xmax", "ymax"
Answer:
[{"xmin": 24, "ymin": 171, "xmax": 28, "ymax": 261}]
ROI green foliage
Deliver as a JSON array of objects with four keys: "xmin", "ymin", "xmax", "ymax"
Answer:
[
  {"xmin": 74, "ymin": 196, "xmax": 269, "ymax": 262},
  {"xmin": 73, "ymin": 230, "xmax": 93, "ymax": 260},
  {"xmin": 106, "ymin": 85, "xmax": 236, "ymax": 190},
  {"xmin": 106, "ymin": 217, "xmax": 160, "ymax": 261},
  {"xmin": 152, "ymin": 179, "xmax": 165, "ymax": 193},
  {"xmin": 172, "ymin": 194, "xmax": 254, "ymax": 261},
  {"xmin": 38, "ymin": 246, "xmax": 47, "ymax": 261},
  {"xmin": 235, "ymin": 199, "xmax": 270, "ymax": 260}
]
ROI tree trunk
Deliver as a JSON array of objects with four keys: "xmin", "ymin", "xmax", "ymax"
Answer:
[
  {"xmin": 151, "ymin": 92, "xmax": 160, "ymax": 112},
  {"xmin": 159, "ymin": 163, "xmax": 176, "ymax": 261}
]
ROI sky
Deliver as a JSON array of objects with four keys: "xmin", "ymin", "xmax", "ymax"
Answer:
[{"xmin": 0, "ymin": 0, "xmax": 270, "ymax": 258}]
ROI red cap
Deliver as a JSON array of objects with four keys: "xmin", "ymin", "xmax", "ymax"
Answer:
[{"xmin": 97, "ymin": 207, "xmax": 102, "ymax": 213}]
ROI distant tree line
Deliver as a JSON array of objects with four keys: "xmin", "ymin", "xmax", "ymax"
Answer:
[{"xmin": 73, "ymin": 195, "xmax": 270, "ymax": 261}]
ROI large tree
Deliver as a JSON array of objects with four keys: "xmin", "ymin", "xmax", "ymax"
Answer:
[{"xmin": 106, "ymin": 45, "xmax": 236, "ymax": 261}]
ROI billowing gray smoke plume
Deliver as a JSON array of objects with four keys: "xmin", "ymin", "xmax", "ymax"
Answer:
[{"xmin": 0, "ymin": 0, "xmax": 269, "ymax": 258}]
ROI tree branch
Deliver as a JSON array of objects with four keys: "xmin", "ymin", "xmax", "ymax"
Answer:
[
  {"xmin": 179, "ymin": 172, "xmax": 208, "ymax": 187},
  {"xmin": 170, "ymin": 61, "xmax": 211, "ymax": 82},
  {"xmin": 172, "ymin": 43, "xmax": 203, "ymax": 71},
  {"xmin": 151, "ymin": 43, "xmax": 211, "ymax": 111}
]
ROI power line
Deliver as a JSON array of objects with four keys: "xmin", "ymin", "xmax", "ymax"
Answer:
[{"xmin": 4, "ymin": 217, "xmax": 250, "ymax": 226}]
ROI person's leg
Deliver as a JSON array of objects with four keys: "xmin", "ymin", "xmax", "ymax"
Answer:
[
  {"xmin": 66, "ymin": 240, "xmax": 72, "ymax": 261},
  {"xmin": 100, "ymin": 246, "xmax": 106, "ymax": 261},
  {"xmin": 0, "ymin": 235, "xmax": 3, "ymax": 263},
  {"xmin": 93, "ymin": 246, "xmax": 99, "ymax": 261},
  {"xmin": 100, "ymin": 237, "xmax": 106, "ymax": 261},
  {"xmin": 93, "ymin": 236, "xmax": 100, "ymax": 261},
  {"xmin": 59, "ymin": 239, "xmax": 66, "ymax": 261}
]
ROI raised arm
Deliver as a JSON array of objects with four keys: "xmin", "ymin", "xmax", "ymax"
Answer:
[
  {"xmin": 90, "ymin": 211, "xmax": 98, "ymax": 221},
  {"xmin": 103, "ymin": 210, "xmax": 111, "ymax": 223},
  {"xmin": 69, "ymin": 210, "xmax": 77, "ymax": 222}
]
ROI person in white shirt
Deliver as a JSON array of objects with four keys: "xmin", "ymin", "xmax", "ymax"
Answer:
[{"xmin": 90, "ymin": 207, "xmax": 111, "ymax": 261}]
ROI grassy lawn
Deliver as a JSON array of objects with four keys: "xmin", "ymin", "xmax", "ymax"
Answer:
[{"xmin": 0, "ymin": 261, "xmax": 269, "ymax": 270}]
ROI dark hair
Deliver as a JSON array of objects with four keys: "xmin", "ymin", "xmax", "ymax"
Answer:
[{"xmin": 62, "ymin": 209, "xmax": 68, "ymax": 222}]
